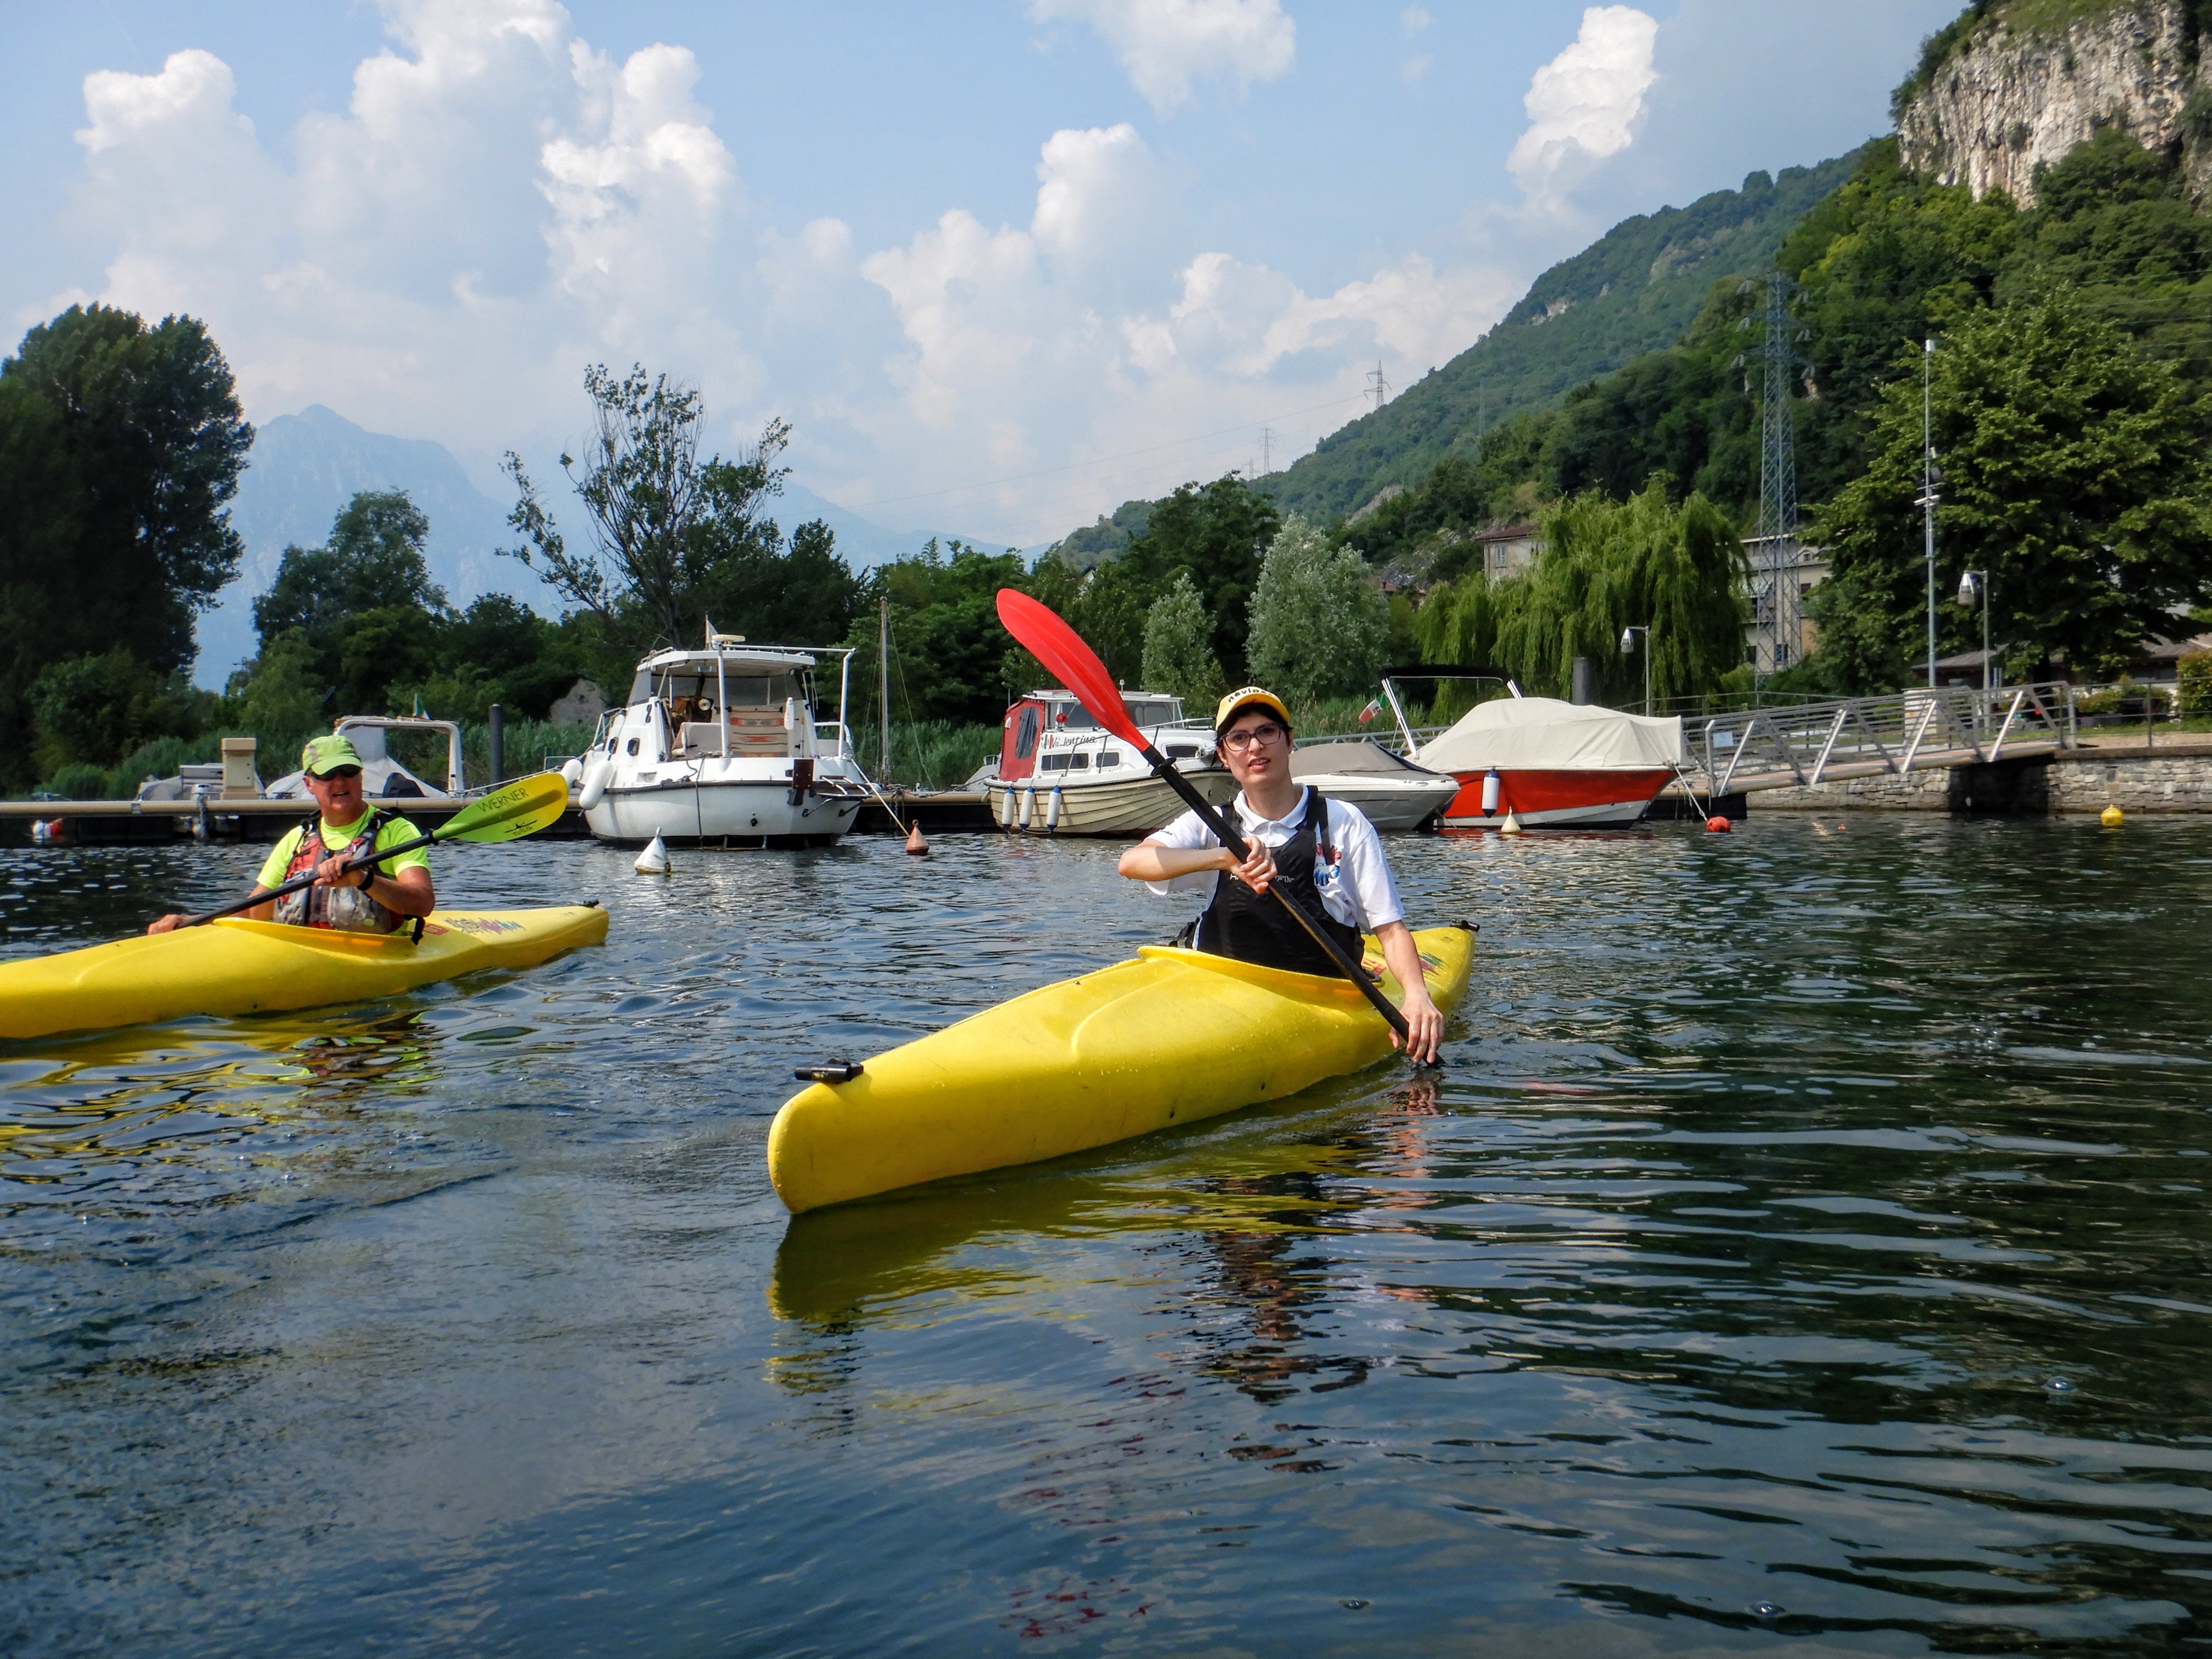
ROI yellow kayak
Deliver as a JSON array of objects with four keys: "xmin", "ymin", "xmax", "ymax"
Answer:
[
  {"xmin": 0, "ymin": 906, "xmax": 609, "ymax": 1040},
  {"xmin": 769, "ymin": 923, "xmax": 1474, "ymax": 1213}
]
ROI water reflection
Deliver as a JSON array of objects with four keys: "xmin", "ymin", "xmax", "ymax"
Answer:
[{"xmin": 10, "ymin": 824, "xmax": 2212, "ymax": 1653}]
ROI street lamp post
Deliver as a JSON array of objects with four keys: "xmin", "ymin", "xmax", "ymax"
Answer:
[
  {"xmin": 1957, "ymin": 568, "xmax": 1991, "ymax": 692},
  {"xmin": 1620, "ymin": 625, "xmax": 1652, "ymax": 716}
]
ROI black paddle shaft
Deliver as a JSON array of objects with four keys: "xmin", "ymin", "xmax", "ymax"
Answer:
[
  {"xmin": 1138, "ymin": 742, "xmax": 1411, "ymax": 1044},
  {"xmin": 177, "ymin": 830, "xmax": 431, "ymax": 929}
]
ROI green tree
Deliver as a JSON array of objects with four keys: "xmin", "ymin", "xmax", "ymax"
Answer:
[
  {"xmin": 27, "ymin": 650, "xmax": 208, "ymax": 774},
  {"xmin": 502, "ymin": 363, "xmax": 792, "ymax": 653},
  {"xmin": 1247, "ymin": 514, "xmax": 1390, "ymax": 713},
  {"xmin": 0, "ymin": 304, "xmax": 250, "ymax": 787},
  {"xmin": 1140, "ymin": 572, "xmax": 1226, "ymax": 705},
  {"xmin": 1120, "ymin": 473, "xmax": 1280, "ymax": 681},
  {"xmin": 1811, "ymin": 290, "xmax": 2212, "ymax": 688},
  {"xmin": 697, "ymin": 516, "xmax": 861, "ymax": 647},
  {"xmin": 1416, "ymin": 480, "xmax": 1745, "ymax": 703},
  {"xmin": 848, "ymin": 539, "xmax": 1032, "ymax": 728}
]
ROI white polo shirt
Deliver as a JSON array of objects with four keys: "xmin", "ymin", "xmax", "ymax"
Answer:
[{"xmin": 1143, "ymin": 786, "xmax": 1405, "ymax": 932}]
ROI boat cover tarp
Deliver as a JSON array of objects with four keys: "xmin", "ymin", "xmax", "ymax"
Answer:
[
  {"xmin": 1418, "ymin": 697, "xmax": 1684, "ymax": 772},
  {"xmin": 1290, "ymin": 741, "xmax": 1447, "ymax": 779}
]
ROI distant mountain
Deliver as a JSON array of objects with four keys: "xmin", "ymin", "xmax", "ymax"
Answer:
[
  {"xmin": 194, "ymin": 405, "xmax": 533, "ymax": 687},
  {"xmin": 1260, "ymin": 149, "xmax": 1867, "ymax": 523},
  {"xmin": 193, "ymin": 407, "xmax": 980, "ymax": 688}
]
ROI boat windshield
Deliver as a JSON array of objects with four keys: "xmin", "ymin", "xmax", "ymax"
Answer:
[
  {"xmin": 629, "ymin": 665, "xmax": 808, "ymax": 708},
  {"xmin": 1126, "ymin": 699, "xmax": 1180, "ymax": 729}
]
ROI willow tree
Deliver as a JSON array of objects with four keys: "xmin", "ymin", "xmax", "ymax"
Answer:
[{"xmin": 1414, "ymin": 480, "xmax": 1746, "ymax": 704}]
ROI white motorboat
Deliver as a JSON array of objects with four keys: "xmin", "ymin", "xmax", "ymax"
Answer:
[
  {"xmin": 1288, "ymin": 740, "xmax": 1459, "ymax": 830},
  {"xmin": 982, "ymin": 688, "xmax": 1236, "ymax": 835},
  {"xmin": 573, "ymin": 635, "xmax": 872, "ymax": 848}
]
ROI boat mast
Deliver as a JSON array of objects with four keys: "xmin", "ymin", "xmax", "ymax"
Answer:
[{"xmin": 878, "ymin": 595, "xmax": 891, "ymax": 778}]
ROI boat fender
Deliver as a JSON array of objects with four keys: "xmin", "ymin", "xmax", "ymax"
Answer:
[
  {"xmin": 561, "ymin": 756, "xmax": 585, "ymax": 787},
  {"xmin": 794, "ymin": 1060, "xmax": 864, "ymax": 1084},
  {"xmin": 1480, "ymin": 768, "xmax": 1501, "ymax": 816},
  {"xmin": 1020, "ymin": 786, "xmax": 1038, "ymax": 831},
  {"xmin": 998, "ymin": 785, "xmax": 1018, "ymax": 830},
  {"xmin": 1045, "ymin": 786, "xmax": 1063, "ymax": 832},
  {"xmin": 578, "ymin": 757, "xmax": 612, "ymax": 811}
]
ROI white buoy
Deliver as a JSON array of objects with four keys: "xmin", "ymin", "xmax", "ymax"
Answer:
[
  {"xmin": 634, "ymin": 833, "xmax": 671, "ymax": 874},
  {"xmin": 1499, "ymin": 810, "xmax": 1524, "ymax": 836}
]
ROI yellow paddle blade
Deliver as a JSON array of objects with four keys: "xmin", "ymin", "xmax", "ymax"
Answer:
[{"xmin": 435, "ymin": 772, "xmax": 571, "ymax": 844}]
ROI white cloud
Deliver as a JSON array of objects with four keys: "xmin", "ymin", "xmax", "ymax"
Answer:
[
  {"xmin": 1400, "ymin": 6, "xmax": 1430, "ymax": 33},
  {"xmin": 1402, "ymin": 54, "xmax": 1431, "ymax": 84},
  {"xmin": 47, "ymin": 3, "xmax": 1522, "ymax": 555},
  {"xmin": 1507, "ymin": 5, "xmax": 1660, "ymax": 205},
  {"xmin": 1028, "ymin": 0, "xmax": 1295, "ymax": 114}
]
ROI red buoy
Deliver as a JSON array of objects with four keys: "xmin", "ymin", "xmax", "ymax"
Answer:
[{"xmin": 1705, "ymin": 815, "xmax": 1732, "ymax": 833}]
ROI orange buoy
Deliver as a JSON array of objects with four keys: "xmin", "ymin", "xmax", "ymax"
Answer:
[
  {"xmin": 904, "ymin": 819, "xmax": 929, "ymax": 855},
  {"xmin": 1705, "ymin": 815, "xmax": 1732, "ymax": 833}
]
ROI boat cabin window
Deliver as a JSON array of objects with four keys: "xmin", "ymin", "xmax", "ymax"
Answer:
[
  {"xmin": 1126, "ymin": 699, "xmax": 1179, "ymax": 728},
  {"xmin": 1049, "ymin": 704, "xmax": 1097, "ymax": 731},
  {"xmin": 1165, "ymin": 744, "xmax": 1198, "ymax": 759},
  {"xmin": 1097, "ymin": 751, "xmax": 1119, "ymax": 768},
  {"xmin": 1040, "ymin": 752, "xmax": 1091, "ymax": 772},
  {"xmin": 1014, "ymin": 704, "xmax": 1041, "ymax": 760},
  {"xmin": 627, "ymin": 666, "xmax": 807, "ymax": 708},
  {"xmin": 1040, "ymin": 753, "xmax": 1067, "ymax": 771}
]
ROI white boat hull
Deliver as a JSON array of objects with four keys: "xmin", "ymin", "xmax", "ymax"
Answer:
[
  {"xmin": 1298, "ymin": 772, "xmax": 1458, "ymax": 831},
  {"xmin": 586, "ymin": 780, "xmax": 862, "ymax": 847},
  {"xmin": 985, "ymin": 768, "xmax": 1237, "ymax": 836}
]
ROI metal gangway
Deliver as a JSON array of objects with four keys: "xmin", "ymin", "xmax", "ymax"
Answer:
[{"xmin": 1682, "ymin": 682, "xmax": 2078, "ymax": 797}]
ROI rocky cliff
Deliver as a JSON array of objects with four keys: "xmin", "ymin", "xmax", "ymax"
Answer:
[{"xmin": 1898, "ymin": 0, "xmax": 2210, "ymax": 206}]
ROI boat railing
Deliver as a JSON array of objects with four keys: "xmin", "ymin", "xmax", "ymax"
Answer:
[{"xmin": 1295, "ymin": 725, "xmax": 1449, "ymax": 755}]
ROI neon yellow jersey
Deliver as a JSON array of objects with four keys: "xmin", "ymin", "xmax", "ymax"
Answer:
[{"xmin": 256, "ymin": 811, "xmax": 431, "ymax": 893}]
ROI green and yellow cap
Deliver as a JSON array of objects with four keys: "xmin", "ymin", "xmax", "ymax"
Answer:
[
  {"xmin": 300, "ymin": 733, "xmax": 365, "ymax": 777},
  {"xmin": 1213, "ymin": 685, "xmax": 1292, "ymax": 734}
]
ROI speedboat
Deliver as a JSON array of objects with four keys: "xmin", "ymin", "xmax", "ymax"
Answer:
[
  {"xmin": 982, "ymin": 688, "xmax": 1236, "ymax": 835},
  {"xmin": 1401, "ymin": 687, "xmax": 1683, "ymax": 830},
  {"xmin": 1288, "ymin": 740, "xmax": 1459, "ymax": 830},
  {"xmin": 573, "ymin": 634, "xmax": 872, "ymax": 848}
]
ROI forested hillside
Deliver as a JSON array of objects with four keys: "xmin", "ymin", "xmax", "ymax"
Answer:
[
  {"xmin": 1263, "ymin": 151, "xmax": 1866, "ymax": 523},
  {"xmin": 1049, "ymin": 150, "xmax": 1864, "ymax": 562}
]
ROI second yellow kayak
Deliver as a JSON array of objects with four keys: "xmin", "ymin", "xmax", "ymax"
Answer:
[
  {"xmin": 0, "ymin": 906, "xmax": 609, "ymax": 1040},
  {"xmin": 769, "ymin": 923, "xmax": 1474, "ymax": 1213}
]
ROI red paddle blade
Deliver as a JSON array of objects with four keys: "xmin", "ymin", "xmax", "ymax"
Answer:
[{"xmin": 995, "ymin": 589, "xmax": 1144, "ymax": 747}]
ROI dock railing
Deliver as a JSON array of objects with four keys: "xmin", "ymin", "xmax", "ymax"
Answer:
[{"xmin": 1683, "ymin": 681, "xmax": 2078, "ymax": 795}]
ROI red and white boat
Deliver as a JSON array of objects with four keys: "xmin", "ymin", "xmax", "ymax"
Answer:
[{"xmin": 1406, "ymin": 692, "xmax": 1683, "ymax": 830}]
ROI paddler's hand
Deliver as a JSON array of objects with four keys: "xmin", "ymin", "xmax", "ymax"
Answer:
[
  {"xmin": 314, "ymin": 853, "xmax": 367, "ymax": 889},
  {"xmin": 1395, "ymin": 988, "xmax": 1444, "ymax": 1066},
  {"xmin": 147, "ymin": 914, "xmax": 183, "ymax": 934},
  {"xmin": 1223, "ymin": 840, "xmax": 1276, "ymax": 895}
]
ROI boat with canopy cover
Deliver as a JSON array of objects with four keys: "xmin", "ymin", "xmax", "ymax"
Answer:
[{"xmin": 1416, "ymin": 696, "xmax": 1683, "ymax": 830}]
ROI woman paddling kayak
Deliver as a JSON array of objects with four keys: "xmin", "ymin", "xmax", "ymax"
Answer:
[
  {"xmin": 1117, "ymin": 686, "xmax": 1446, "ymax": 1065},
  {"xmin": 146, "ymin": 734, "xmax": 436, "ymax": 935}
]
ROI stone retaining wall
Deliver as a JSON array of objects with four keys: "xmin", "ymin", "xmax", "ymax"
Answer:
[{"xmin": 1752, "ymin": 747, "xmax": 2212, "ymax": 815}]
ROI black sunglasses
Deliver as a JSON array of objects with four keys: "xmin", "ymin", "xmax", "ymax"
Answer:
[{"xmin": 309, "ymin": 765, "xmax": 363, "ymax": 782}]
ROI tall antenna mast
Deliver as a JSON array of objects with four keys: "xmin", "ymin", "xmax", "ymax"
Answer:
[
  {"xmin": 1753, "ymin": 272, "xmax": 1806, "ymax": 677},
  {"xmin": 1260, "ymin": 426, "xmax": 1273, "ymax": 475}
]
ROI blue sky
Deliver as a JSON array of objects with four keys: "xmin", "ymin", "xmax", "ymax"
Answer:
[{"xmin": 1, "ymin": 1, "xmax": 1958, "ymax": 551}]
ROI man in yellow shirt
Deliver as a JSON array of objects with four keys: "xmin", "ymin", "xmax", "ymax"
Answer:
[{"xmin": 147, "ymin": 734, "xmax": 435, "ymax": 934}]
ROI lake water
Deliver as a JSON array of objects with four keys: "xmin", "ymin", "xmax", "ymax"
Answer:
[{"xmin": 4, "ymin": 815, "xmax": 2212, "ymax": 1656}]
